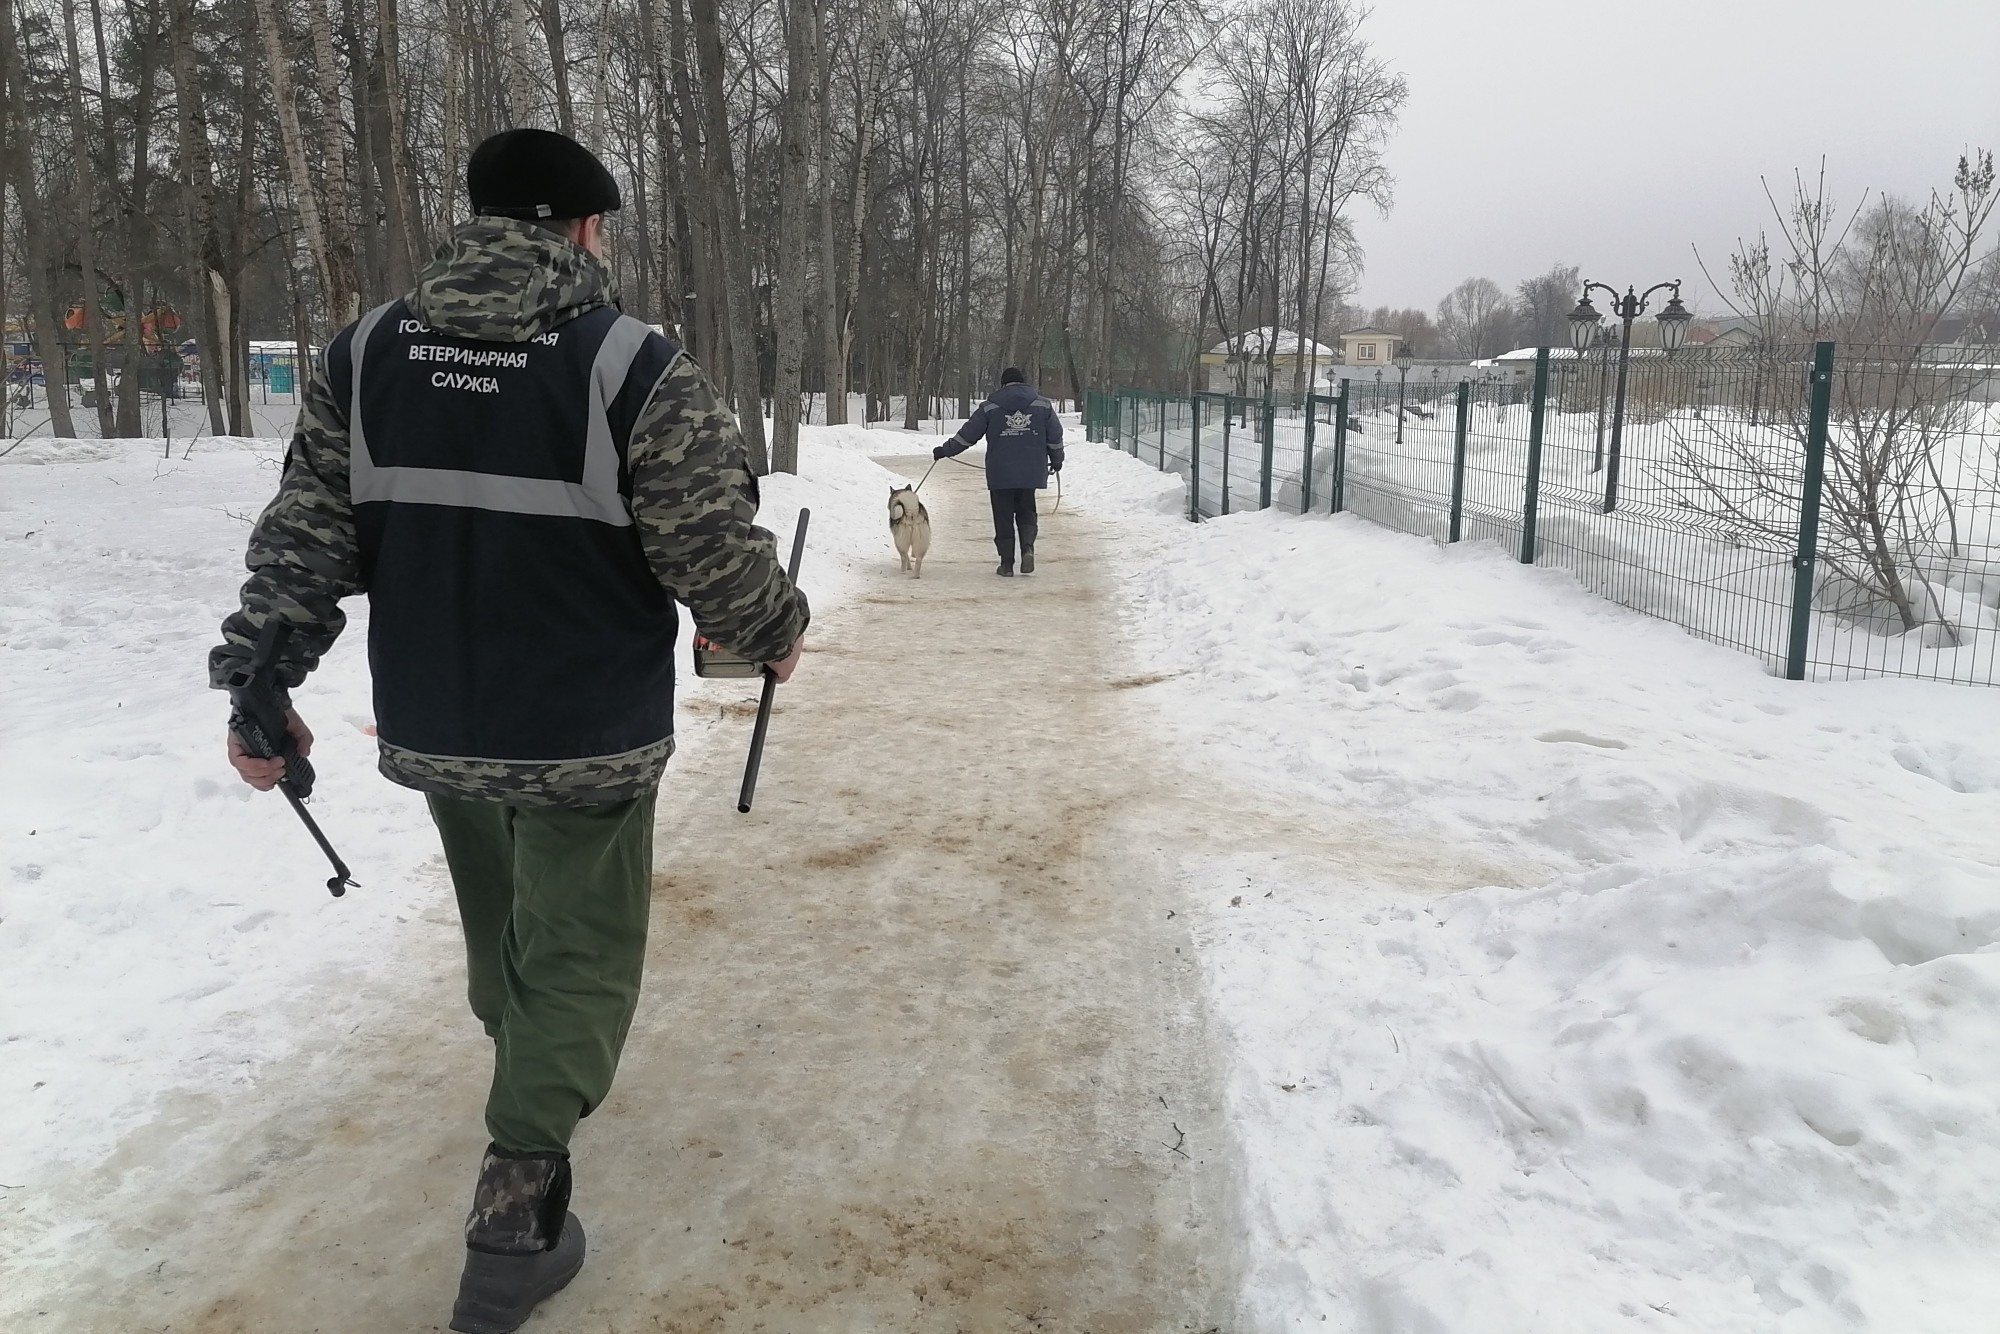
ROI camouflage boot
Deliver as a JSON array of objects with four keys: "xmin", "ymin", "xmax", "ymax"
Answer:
[{"xmin": 448, "ymin": 1146, "xmax": 587, "ymax": 1334}]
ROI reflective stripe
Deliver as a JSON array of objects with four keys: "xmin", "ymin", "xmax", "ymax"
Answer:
[{"xmin": 348, "ymin": 305, "xmax": 664, "ymax": 529}]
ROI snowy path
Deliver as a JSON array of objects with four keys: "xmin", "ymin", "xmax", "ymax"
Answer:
[{"xmin": 8, "ymin": 453, "xmax": 1246, "ymax": 1331}]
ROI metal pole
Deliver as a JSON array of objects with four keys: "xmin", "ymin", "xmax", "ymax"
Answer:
[
  {"xmin": 1603, "ymin": 311, "xmax": 1637, "ymax": 512},
  {"xmin": 1302, "ymin": 394, "xmax": 1317, "ymax": 511},
  {"xmin": 1221, "ymin": 395, "xmax": 1233, "ymax": 516},
  {"xmin": 1785, "ymin": 343, "xmax": 1836, "ymax": 680},
  {"xmin": 1188, "ymin": 394, "xmax": 1202, "ymax": 521},
  {"xmin": 737, "ymin": 508, "xmax": 811, "ymax": 813},
  {"xmin": 1331, "ymin": 380, "xmax": 1349, "ymax": 513},
  {"xmin": 1259, "ymin": 404, "xmax": 1275, "ymax": 509},
  {"xmin": 1395, "ymin": 365, "xmax": 1407, "ymax": 444},
  {"xmin": 1592, "ymin": 338, "xmax": 1609, "ymax": 471},
  {"xmin": 1520, "ymin": 349, "xmax": 1550, "ymax": 563},
  {"xmin": 1448, "ymin": 380, "xmax": 1471, "ymax": 542}
]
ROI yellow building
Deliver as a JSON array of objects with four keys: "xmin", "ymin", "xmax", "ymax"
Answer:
[
  {"xmin": 1338, "ymin": 326, "xmax": 1404, "ymax": 369},
  {"xmin": 1198, "ymin": 326, "xmax": 1340, "ymax": 395}
]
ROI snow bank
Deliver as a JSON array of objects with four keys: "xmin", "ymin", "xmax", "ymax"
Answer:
[
  {"xmin": 0, "ymin": 428, "xmax": 904, "ymax": 1192},
  {"xmin": 1068, "ymin": 442, "xmax": 2000, "ymax": 1332}
]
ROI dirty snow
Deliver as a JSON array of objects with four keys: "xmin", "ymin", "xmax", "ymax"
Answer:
[{"xmin": 0, "ymin": 428, "xmax": 902, "ymax": 1188}]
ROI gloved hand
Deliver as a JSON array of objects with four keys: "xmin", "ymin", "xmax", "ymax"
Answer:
[
  {"xmin": 1049, "ymin": 457, "xmax": 1063, "ymax": 473},
  {"xmin": 932, "ymin": 444, "xmax": 948, "ymax": 460}
]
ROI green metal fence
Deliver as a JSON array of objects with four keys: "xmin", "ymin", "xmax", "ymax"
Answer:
[{"xmin": 1088, "ymin": 342, "xmax": 2000, "ymax": 686}]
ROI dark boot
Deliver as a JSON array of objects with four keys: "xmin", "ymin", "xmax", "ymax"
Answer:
[
  {"xmin": 995, "ymin": 562, "xmax": 1014, "ymax": 577},
  {"xmin": 1020, "ymin": 547, "xmax": 1035, "ymax": 575},
  {"xmin": 449, "ymin": 1146, "xmax": 587, "ymax": 1334}
]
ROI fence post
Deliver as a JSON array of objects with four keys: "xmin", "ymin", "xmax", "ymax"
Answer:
[
  {"xmin": 1331, "ymin": 381, "xmax": 1349, "ymax": 513},
  {"xmin": 1520, "ymin": 349, "xmax": 1550, "ymax": 563},
  {"xmin": 1188, "ymin": 395, "xmax": 1202, "ymax": 521},
  {"xmin": 1302, "ymin": 395, "xmax": 1318, "ymax": 511},
  {"xmin": 1785, "ymin": 342, "xmax": 1836, "ymax": 680},
  {"xmin": 1221, "ymin": 395, "xmax": 1233, "ymax": 516},
  {"xmin": 1448, "ymin": 380, "xmax": 1471, "ymax": 542},
  {"xmin": 1259, "ymin": 403, "xmax": 1275, "ymax": 509},
  {"xmin": 1159, "ymin": 395, "xmax": 1168, "ymax": 468}
]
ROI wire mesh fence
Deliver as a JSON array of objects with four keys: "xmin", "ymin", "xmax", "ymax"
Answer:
[{"xmin": 1085, "ymin": 340, "xmax": 2000, "ymax": 687}]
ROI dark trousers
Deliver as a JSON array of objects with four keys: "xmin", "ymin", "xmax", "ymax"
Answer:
[
  {"xmin": 428, "ymin": 791, "xmax": 656, "ymax": 1154},
  {"xmin": 989, "ymin": 487, "xmax": 1039, "ymax": 566}
]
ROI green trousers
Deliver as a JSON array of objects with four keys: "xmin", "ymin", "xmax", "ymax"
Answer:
[{"xmin": 427, "ymin": 791, "xmax": 656, "ymax": 1155}]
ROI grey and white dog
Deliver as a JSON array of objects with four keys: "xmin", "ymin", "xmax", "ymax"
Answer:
[{"xmin": 888, "ymin": 485, "xmax": 932, "ymax": 577}]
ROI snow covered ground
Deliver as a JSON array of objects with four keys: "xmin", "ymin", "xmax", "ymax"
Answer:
[
  {"xmin": 1115, "ymin": 394, "xmax": 2000, "ymax": 686},
  {"xmin": 11, "ymin": 411, "xmax": 2000, "ymax": 1331},
  {"xmin": 0, "ymin": 424, "xmax": 907, "ymax": 1207},
  {"xmin": 1067, "ymin": 441, "xmax": 2000, "ymax": 1332}
]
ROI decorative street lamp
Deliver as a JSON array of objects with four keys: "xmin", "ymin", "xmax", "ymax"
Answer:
[
  {"xmin": 1393, "ymin": 344, "xmax": 1414, "ymax": 444},
  {"xmin": 1586, "ymin": 325, "xmax": 1618, "ymax": 473},
  {"xmin": 1568, "ymin": 279, "xmax": 1692, "ymax": 512}
]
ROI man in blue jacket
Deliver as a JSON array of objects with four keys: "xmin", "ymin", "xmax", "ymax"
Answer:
[{"xmin": 933, "ymin": 367, "xmax": 1064, "ymax": 576}]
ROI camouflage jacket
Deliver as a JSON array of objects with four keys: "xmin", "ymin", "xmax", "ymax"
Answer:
[{"xmin": 209, "ymin": 217, "xmax": 808, "ymax": 806}]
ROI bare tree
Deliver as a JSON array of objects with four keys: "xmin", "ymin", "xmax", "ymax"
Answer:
[
  {"xmin": 1514, "ymin": 262, "xmax": 1579, "ymax": 349},
  {"xmin": 1434, "ymin": 276, "xmax": 1513, "ymax": 358},
  {"xmin": 689, "ymin": 0, "xmax": 768, "ymax": 470},
  {"xmin": 0, "ymin": 0, "xmax": 75, "ymax": 435},
  {"xmin": 1678, "ymin": 153, "xmax": 1999, "ymax": 638},
  {"xmin": 767, "ymin": 0, "xmax": 818, "ymax": 472}
]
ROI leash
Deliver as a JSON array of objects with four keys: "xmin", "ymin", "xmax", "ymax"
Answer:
[{"xmin": 917, "ymin": 448, "xmax": 1064, "ymax": 514}]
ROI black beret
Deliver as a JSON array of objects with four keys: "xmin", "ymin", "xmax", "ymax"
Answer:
[{"xmin": 467, "ymin": 128, "xmax": 622, "ymax": 220}]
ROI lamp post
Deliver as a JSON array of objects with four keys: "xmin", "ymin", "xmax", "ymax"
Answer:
[
  {"xmin": 1568, "ymin": 279, "xmax": 1692, "ymax": 512},
  {"xmin": 1587, "ymin": 325, "xmax": 1617, "ymax": 473},
  {"xmin": 1393, "ymin": 345, "xmax": 1414, "ymax": 443}
]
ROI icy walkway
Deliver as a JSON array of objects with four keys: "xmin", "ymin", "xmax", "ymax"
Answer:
[{"xmin": 7, "ymin": 452, "xmax": 1243, "ymax": 1331}]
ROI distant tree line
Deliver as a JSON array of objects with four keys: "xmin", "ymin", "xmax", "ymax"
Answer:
[{"xmin": 0, "ymin": 0, "xmax": 1423, "ymax": 464}]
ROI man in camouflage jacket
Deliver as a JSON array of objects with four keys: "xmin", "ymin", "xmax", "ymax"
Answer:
[{"xmin": 210, "ymin": 129, "xmax": 806, "ymax": 1334}]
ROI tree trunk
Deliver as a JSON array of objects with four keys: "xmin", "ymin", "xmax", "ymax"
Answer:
[
  {"xmin": 375, "ymin": 0, "xmax": 426, "ymax": 278},
  {"xmin": 342, "ymin": 0, "xmax": 385, "ymax": 301},
  {"xmin": 307, "ymin": 0, "xmax": 360, "ymax": 323},
  {"xmin": 254, "ymin": 0, "xmax": 342, "ymax": 342},
  {"xmin": 815, "ymin": 0, "xmax": 841, "ymax": 424},
  {"xmin": 666, "ymin": 0, "xmax": 721, "ymax": 362},
  {"xmin": 508, "ymin": 0, "xmax": 534, "ymax": 125},
  {"xmin": 539, "ymin": 0, "xmax": 575, "ymax": 137},
  {"xmin": 955, "ymin": 64, "xmax": 971, "ymax": 412},
  {"xmin": 688, "ymin": 0, "xmax": 769, "ymax": 471},
  {"xmin": 441, "ymin": 0, "xmax": 465, "ymax": 228},
  {"xmin": 1010, "ymin": 109, "xmax": 1051, "ymax": 374},
  {"xmin": 115, "ymin": 0, "xmax": 161, "ymax": 437},
  {"xmin": 0, "ymin": 138, "xmax": 9, "ymax": 439},
  {"xmin": 635, "ymin": 0, "xmax": 683, "ymax": 335},
  {"xmin": 2, "ymin": 0, "xmax": 74, "ymax": 437},
  {"xmin": 835, "ymin": 2, "xmax": 885, "ymax": 423},
  {"xmin": 166, "ymin": 0, "xmax": 229, "ymax": 435},
  {"xmin": 61, "ymin": 0, "xmax": 113, "ymax": 435},
  {"xmin": 901, "ymin": 181, "xmax": 930, "ymax": 432},
  {"xmin": 769, "ymin": 0, "xmax": 818, "ymax": 474}
]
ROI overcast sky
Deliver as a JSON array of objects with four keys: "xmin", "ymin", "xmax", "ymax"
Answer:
[{"xmin": 1344, "ymin": 0, "xmax": 2000, "ymax": 317}]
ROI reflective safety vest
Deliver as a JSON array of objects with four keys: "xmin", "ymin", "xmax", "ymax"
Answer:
[{"xmin": 332, "ymin": 298, "xmax": 682, "ymax": 766}]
